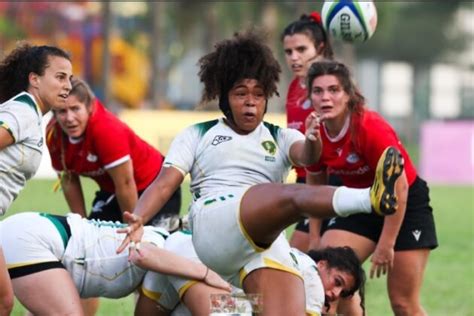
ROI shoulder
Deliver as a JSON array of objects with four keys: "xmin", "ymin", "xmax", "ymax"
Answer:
[
  {"xmin": 191, "ymin": 119, "xmax": 220, "ymax": 136},
  {"xmin": 1, "ymin": 92, "xmax": 39, "ymax": 118}
]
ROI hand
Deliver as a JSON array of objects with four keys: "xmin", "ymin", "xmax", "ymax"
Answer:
[
  {"xmin": 202, "ymin": 267, "xmax": 232, "ymax": 292},
  {"xmin": 116, "ymin": 211, "xmax": 144, "ymax": 255},
  {"xmin": 369, "ymin": 244, "xmax": 395, "ymax": 278},
  {"xmin": 305, "ymin": 112, "xmax": 322, "ymax": 142}
]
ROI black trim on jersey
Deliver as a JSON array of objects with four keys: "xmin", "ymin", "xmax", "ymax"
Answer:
[
  {"xmin": 9, "ymin": 261, "xmax": 65, "ymax": 279},
  {"xmin": 196, "ymin": 119, "xmax": 219, "ymax": 137},
  {"xmin": 13, "ymin": 93, "xmax": 38, "ymax": 115},
  {"xmin": 263, "ymin": 121, "xmax": 281, "ymax": 143}
]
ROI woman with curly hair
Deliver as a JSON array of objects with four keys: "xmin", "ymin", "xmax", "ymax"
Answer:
[
  {"xmin": 0, "ymin": 42, "xmax": 73, "ymax": 314},
  {"xmin": 120, "ymin": 30, "xmax": 403, "ymax": 315}
]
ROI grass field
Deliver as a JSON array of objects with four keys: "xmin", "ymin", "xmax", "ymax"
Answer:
[{"xmin": 6, "ymin": 178, "xmax": 474, "ymax": 316}]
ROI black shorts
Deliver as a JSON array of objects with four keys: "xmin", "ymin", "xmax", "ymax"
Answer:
[
  {"xmin": 88, "ymin": 186, "xmax": 182, "ymax": 226},
  {"xmin": 294, "ymin": 174, "xmax": 344, "ymax": 233},
  {"xmin": 320, "ymin": 177, "xmax": 438, "ymax": 251}
]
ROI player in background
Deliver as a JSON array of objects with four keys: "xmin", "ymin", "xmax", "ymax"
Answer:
[
  {"xmin": 46, "ymin": 77, "xmax": 181, "ymax": 225},
  {"xmin": 281, "ymin": 12, "xmax": 343, "ymax": 253},
  {"xmin": 306, "ymin": 60, "xmax": 438, "ymax": 316},
  {"xmin": 119, "ymin": 30, "xmax": 404, "ymax": 315},
  {"xmin": 46, "ymin": 77, "xmax": 182, "ymax": 314},
  {"xmin": 0, "ymin": 212, "xmax": 230, "ymax": 315},
  {"xmin": 0, "ymin": 43, "xmax": 73, "ymax": 315}
]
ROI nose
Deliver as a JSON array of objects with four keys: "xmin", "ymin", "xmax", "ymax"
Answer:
[{"xmin": 65, "ymin": 79, "xmax": 72, "ymax": 93}]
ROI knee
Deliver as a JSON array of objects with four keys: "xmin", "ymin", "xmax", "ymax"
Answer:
[{"xmin": 390, "ymin": 299, "xmax": 425, "ymax": 316}]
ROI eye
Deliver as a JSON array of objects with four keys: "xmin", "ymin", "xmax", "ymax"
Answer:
[
  {"xmin": 312, "ymin": 87, "xmax": 323, "ymax": 95},
  {"xmin": 329, "ymin": 86, "xmax": 340, "ymax": 93},
  {"xmin": 284, "ymin": 49, "xmax": 292, "ymax": 56}
]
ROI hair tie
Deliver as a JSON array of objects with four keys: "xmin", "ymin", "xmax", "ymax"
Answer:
[{"xmin": 309, "ymin": 11, "xmax": 322, "ymax": 25}]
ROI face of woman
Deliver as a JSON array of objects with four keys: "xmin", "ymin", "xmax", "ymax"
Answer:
[
  {"xmin": 310, "ymin": 74, "xmax": 350, "ymax": 121},
  {"xmin": 317, "ymin": 260, "xmax": 355, "ymax": 303},
  {"xmin": 53, "ymin": 95, "xmax": 91, "ymax": 138},
  {"xmin": 227, "ymin": 79, "xmax": 266, "ymax": 134},
  {"xmin": 33, "ymin": 56, "xmax": 73, "ymax": 111},
  {"xmin": 283, "ymin": 33, "xmax": 318, "ymax": 79}
]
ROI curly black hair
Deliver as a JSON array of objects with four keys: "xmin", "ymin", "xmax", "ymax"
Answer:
[
  {"xmin": 198, "ymin": 30, "xmax": 281, "ymax": 120},
  {"xmin": 0, "ymin": 42, "xmax": 71, "ymax": 103},
  {"xmin": 308, "ymin": 246, "xmax": 366, "ymax": 315}
]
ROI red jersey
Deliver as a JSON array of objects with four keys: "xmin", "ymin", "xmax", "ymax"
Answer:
[
  {"xmin": 47, "ymin": 99, "xmax": 164, "ymax": 193},
  {"xmin": 306, "ymin": 111, "xmax": 417, "ymax": 188},
  {"xmin": 286, "ymin": 77, "xmax": 313, "ymax": 179}
]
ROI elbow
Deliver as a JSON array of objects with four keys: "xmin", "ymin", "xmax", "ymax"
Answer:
[{"xmin": 0, "ymin": 294, "xmax": 14, "ymax": 316}]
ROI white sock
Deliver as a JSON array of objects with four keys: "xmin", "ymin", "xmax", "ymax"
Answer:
[{"xmin": 332, "ymin": 187, "xmax": 371, "ymax": 217}]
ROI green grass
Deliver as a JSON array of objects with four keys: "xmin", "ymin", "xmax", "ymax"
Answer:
[{"xmin": 6, "ymin": 180, "xmax": 474, "ymax": 315}]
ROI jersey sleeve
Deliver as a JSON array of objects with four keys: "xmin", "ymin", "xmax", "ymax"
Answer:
[
  {"xmin": 359, "ymin": 112, "xmax": 403, "ymax": 170},
  {"xmin": 278, "ymin": 127, "xmax": 305, "ymax": 157},
  {"xmin": 163, "ymin": 125, "xmax": 200, "ymax": 176},
  {"xmin": 0, "ymin": 102, "xmax": 36, "ymax": 143},
  {"xmin": 91, "ymin": 122, "xmax": 131, "ymax": 169}
]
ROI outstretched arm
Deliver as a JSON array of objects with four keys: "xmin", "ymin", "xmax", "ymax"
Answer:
[
  {"xmin": 290, "ymin": 112, "xmax": 323, "ymax": 167},
  {"xmin": 116, "ymin": 167, "xmax": 184, "ymax": 254},
  {"xmin": 129, "ymin": 243, "xmax": 231, "ymax": 292}
]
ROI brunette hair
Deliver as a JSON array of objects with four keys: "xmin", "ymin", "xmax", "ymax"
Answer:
[{"xmin": 0, "ymin": 43, "xmax": 70, "ymax": 103}]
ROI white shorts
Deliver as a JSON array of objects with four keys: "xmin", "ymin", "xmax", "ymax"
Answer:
[
  {"xmin": 190, "ymin": 187, "xmax": 301, "ymax": 283},
  {"xmin": 142, "ymin": 230, "xmax": 197, "ymax": 310},
  {"xmin": 1, "ymin": 212, "xmax": 65, "ymax": 268}
]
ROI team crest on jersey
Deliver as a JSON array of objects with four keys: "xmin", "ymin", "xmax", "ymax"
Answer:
[
  {"xmin": 301, "ymin": 98, "xmax": 312, "ymax": 110},
  {"xmin": 212, "ymin": 135, "xmax": 232, "ymax": 146},
  {"xmin": 87, "ymin": 153, "xmax": 98, "ymax": 162},
  {"xmin": 346, "ymin": 152, "xmax": 360, "ymax": 164},
  {"xmin": 261, "ymin": 141, "xmax": 276, "ymax": 155}
]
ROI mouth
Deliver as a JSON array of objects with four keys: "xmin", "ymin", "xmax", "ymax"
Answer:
[
  {"xmin": 320, "ymin": 105, "xmax": 333, "ymax": 112},
  {"xmin": 291, "ymin": 64, "xmax": 303, "ymax": 72}
]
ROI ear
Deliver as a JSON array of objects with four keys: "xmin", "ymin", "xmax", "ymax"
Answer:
[{"xmin": 28, "ymin": 72, "xmax": 40, "ymax": 88}]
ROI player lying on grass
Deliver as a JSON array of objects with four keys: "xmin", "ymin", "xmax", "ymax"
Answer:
[
  {"xmin": 0, "ymin": 212, "xmax": 230, "ymax": 315},
  {"xmin": 134, "ymin": 228, "xmax": 365, "ymax": 316}
]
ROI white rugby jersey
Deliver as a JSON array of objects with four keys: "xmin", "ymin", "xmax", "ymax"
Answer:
[
  {"xmin": 292, "ymin": 248, "xmax": 325, "ymax": 315},
  {"xmin": 0, "ymin": 92, "xmax": 43, "ymax": 215},
  {"xmin": 164, "ymin": 118, "xmax": 304, "ymax": 199},
  {"xmin": 63, "ymin": 214, "xmax": 168, "ymax": 298}
]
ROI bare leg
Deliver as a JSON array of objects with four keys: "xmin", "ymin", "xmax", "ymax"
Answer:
[
  {"xmin": 289, "ymin": 230, "xmax": 309, "ymax": 253},
  {"xmin": 12, "ymin": 268, "xmax": 83, "ymax": 316},
  {"xmin": 81, "ymin": 298, "xmax": 99, "ymax": 316},
  {"xmin": 0, "ymin": 249, "xmax": 13, "ymax": 316},
  {"xmin": 241, "ymin": 183, "xmax": 337, "ymax": 246},
  {"xmin": 182, "ymin": 283, "xmax": 229, "ymax": 316},
  {"xmin": 135, "ymin": 292, "xmax": 170, "ymax": 316},
  {"xmin": 388, "ymin": 250, "xmax": 430, "ymax": 316},
  {"xmin": 243, "ymin": 268, "xmax": 306, "ymax": 316}
]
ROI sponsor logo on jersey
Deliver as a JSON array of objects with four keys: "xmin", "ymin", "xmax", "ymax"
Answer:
[
  {"xmin": 212, "ymin": 135, "xmax": 232, "ymax": 146},
  {"xmin": 336, "ymin": 147, "xmax": 343, "ymax": 157},
  {"xmin": 87, "ymin": 153, "xmax": 98, "ymax": 162},
  {"xmin": 327, "ymin": 217, "xmax": 337, "ymax": 226},
  {"xmin": 412, "ymin": 230, "xmax": 422, "ymax": 241},
  {"xmin": 328, "ymin": 165, "xmax": 370, "ymax": 176},
  {"xmin": 261, "ymin": 141, "xmax": 276, "ymax": 155},
  {"xmin": 301, "ymin": 98, "xmax": 312, "ymax": 110},
  {"xmin": 346, "ymin": 152, "xmax": 360, "ymax": 164}
]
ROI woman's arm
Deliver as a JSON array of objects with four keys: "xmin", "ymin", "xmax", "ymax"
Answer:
[
  {"xmin": 289, "ymin": 112, "xmax": 323, "ymax": 167},
  {"xmin": 61, "ymin": 172, "xmax": 87, "ymax": 217},
  {"xmin": 0, "ymin": 127, "xmax": 14, "ymax": 150},
  {"xmin": 370, "ymin": 171, "xmax": 409, "ymax": 278},
  {"xmin": 116, "ymin": 167, "xmax": 184, "ymax": 253},
  {"xmin": 106, "ymin": 160, "xmax": 138, "ymax": 216},
  {"xmin": 129, "ymin": 242, "xmax": 231, "ymax": 292},
  {"xmin": 306, "ymin": 171, "xmax": 328, "ymax": 250}
]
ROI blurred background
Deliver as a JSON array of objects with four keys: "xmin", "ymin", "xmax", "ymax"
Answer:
[{"xmin": 1, "ymin": 1, "xmax": 472, "ymax": 184}]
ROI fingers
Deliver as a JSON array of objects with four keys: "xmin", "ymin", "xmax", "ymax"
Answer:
[
  {"xmin": 116, "ymin": 235, "xmax": 130, "ymax": 254},
  {"xmin": 369, "ymin": 261, "xmax": 391, "ymax": 278}
]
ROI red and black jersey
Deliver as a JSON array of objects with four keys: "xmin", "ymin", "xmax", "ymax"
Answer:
[
  {"xmin": 47, "ymin": 99, "xmax": 164, "ymax": 192},
  {"xmin": 286, "ymin": 77, "xmax": 313, "ymax": 179},
  {"xmin": 306, "ymin": 110, "xmax": 417, "ymax": 187}
]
